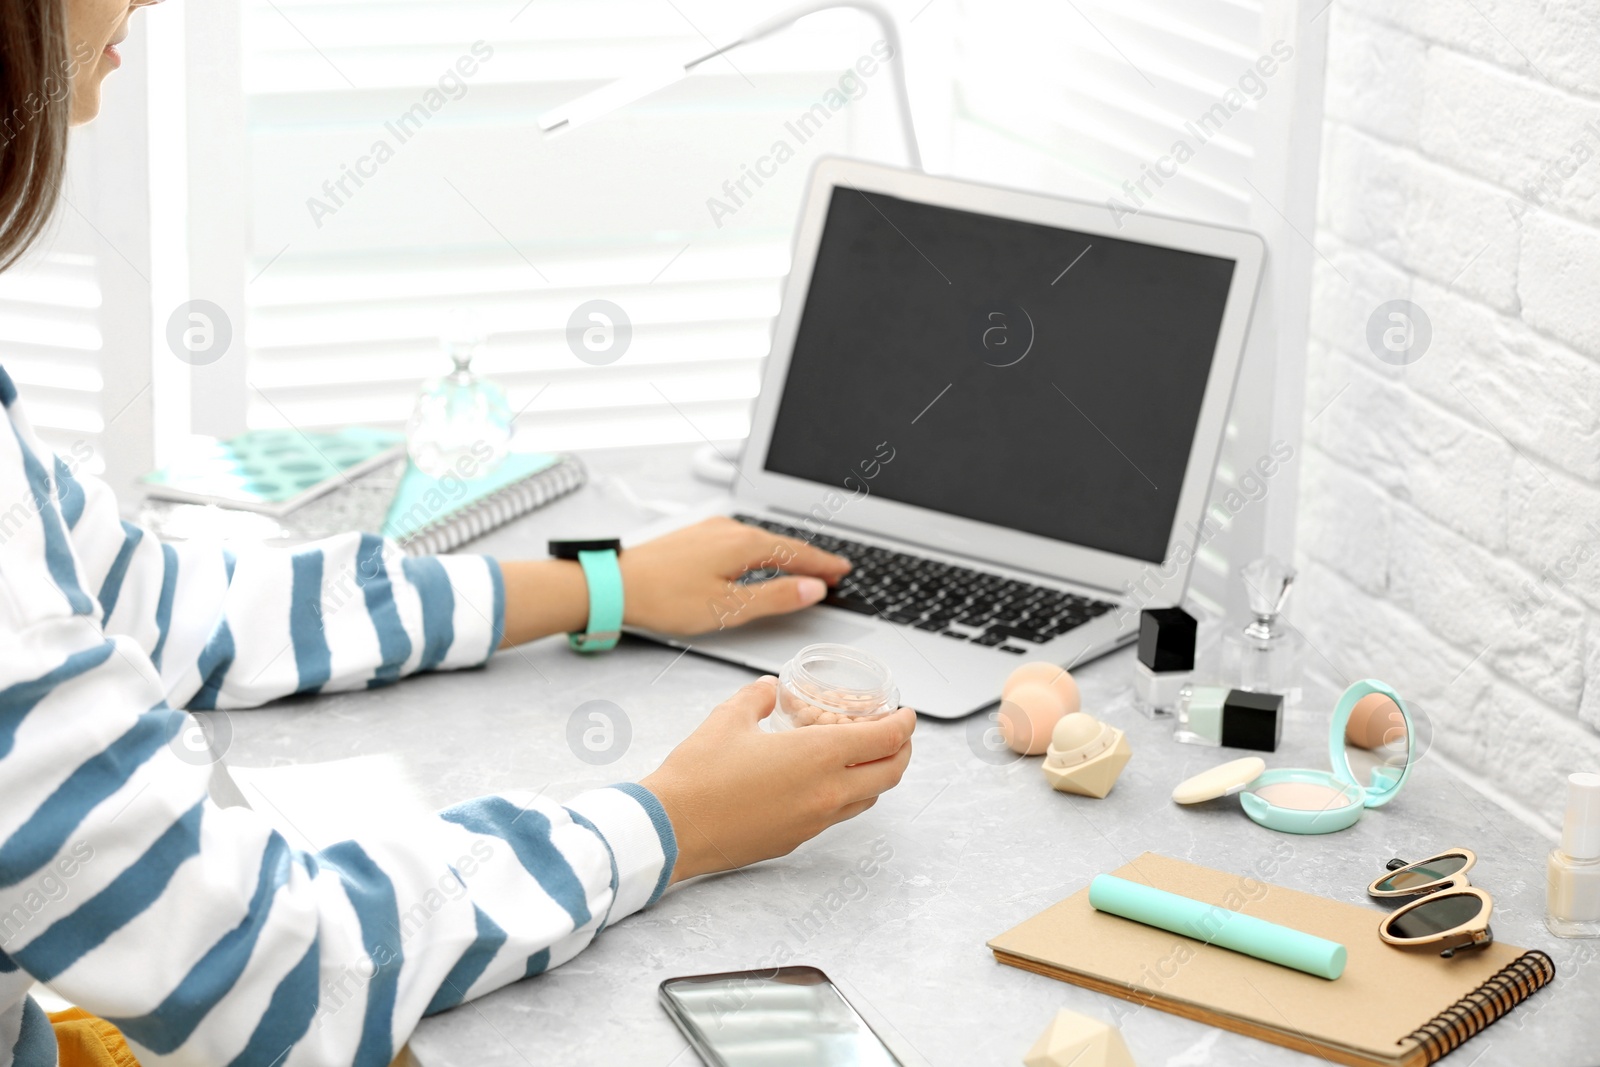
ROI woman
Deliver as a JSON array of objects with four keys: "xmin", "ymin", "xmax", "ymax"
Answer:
[{"xmin": 0, "ymin": 1, "xmax": 917, "ymax": 1063}]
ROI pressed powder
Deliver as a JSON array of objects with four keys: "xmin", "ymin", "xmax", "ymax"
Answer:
[{"xmin": 1251, "ymin": 781, "xmax": 1354, "ymax": 812}]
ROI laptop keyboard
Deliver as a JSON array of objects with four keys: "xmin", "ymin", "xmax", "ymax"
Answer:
[{"xmin": 734, "ymin": 515, "xmax": 1116, "ymax": 654}]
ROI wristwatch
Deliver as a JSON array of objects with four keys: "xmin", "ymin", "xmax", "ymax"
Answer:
[{"xmin": 549, "ymin": 538, "xmax": 625, "ymax": 653}]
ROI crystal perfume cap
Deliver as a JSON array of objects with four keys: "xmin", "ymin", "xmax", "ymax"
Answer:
[
  {"xmin": 1242, "ymin": 556, "xmax": 1296, "ymax": 620},
  {"xmin": 1138, "ymin": 607, "xmax": 1197, "ymax": 672}
]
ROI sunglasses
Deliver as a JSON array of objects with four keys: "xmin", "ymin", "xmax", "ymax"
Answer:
[{"xmin": 1367, "ymin": 848, "xmax": 1494, "ymax": 958}]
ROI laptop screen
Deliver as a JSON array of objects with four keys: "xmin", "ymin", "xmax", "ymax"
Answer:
[{"xmin": 762, "ymin": 188, "xmax": 1238, "ymax": 564}]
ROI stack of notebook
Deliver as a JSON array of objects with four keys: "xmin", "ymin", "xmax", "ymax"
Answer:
[
  {"xmin": 989, "ymin": 854, "xmax": 1555, "ymax": 1067},
  {"xmin": 142, "ymin": 429, "xmax": 586, "ymax": 552}
]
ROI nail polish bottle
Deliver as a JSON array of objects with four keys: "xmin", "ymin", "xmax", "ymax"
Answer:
[
  {"xmin": 1173, "ymin": 686, "xmax": 1283, "ymax": 752},
  {"xmin": 1133, "ymin": 607, "xmax": 1196, "ymax": 718},
  {"xmin": 1547, "ymin": 771, "xmax": 1600, "ymax": 938}
]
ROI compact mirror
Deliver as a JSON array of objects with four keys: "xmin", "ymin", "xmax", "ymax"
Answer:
[
  {"xmin": 1332, "ymin": 682, "xmax": 1414, "ymax": 807},
  {"xmin": 1172, "ymin": 679, "xmax": 1416, "ymax": 835}
]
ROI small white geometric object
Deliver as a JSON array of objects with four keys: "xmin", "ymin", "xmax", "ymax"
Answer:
[{"xmin": 1022, "ymin": 1009, "xmax": 1137, "ymax": 1067}]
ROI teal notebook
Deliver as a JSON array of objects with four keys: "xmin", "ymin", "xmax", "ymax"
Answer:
[{"xmin": 381, "ymin": 452, "xmax": 587, "ymax": 554}]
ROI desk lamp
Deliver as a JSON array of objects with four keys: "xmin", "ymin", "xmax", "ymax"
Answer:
[
  {"xmin": 537, "ymin": 0, "xmax": 922, "ymax": 170},
  {"xmin": 537, "ymin": 2, "xmax": 922, "ymax": 485}
]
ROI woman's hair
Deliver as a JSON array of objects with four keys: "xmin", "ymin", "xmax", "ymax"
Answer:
[{"xmin": 0, "ymin": 0, "xmax": 72, "ymax": 271}]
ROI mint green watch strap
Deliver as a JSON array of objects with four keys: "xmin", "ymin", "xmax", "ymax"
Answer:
[{"xmin": 569, "ymin": 548, "xmax": 624, "ymax": 653}]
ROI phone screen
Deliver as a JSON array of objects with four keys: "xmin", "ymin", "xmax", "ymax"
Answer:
[{"xmin": 659, "ymin": 966, "xmax": 904, "ymax": 1067}]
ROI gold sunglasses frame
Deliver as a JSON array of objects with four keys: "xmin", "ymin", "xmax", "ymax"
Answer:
[{"xmin": 1367, "ymin": 848, "xmax": 1494, "ymax": 958}]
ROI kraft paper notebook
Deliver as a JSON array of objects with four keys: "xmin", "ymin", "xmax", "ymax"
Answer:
[{"xmin": 988, "ymin": 854, "xmax": 1554, "ymax": 1067}]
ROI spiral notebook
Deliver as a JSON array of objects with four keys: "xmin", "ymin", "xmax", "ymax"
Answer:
[
  {"xmin": 380, "ymin": 452, "xmax": 587, "ymax": 555},
  {"xmin": 988, "ymin": 853, "xmax": 1555, "ymax": 1067}
]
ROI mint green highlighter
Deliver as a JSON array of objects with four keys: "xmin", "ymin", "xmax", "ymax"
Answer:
[{"xmin": 1089, "ymin": 875, "xmax": 1347, "ymax": 980}]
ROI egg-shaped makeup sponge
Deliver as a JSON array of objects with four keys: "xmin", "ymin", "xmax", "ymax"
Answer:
[
  {"xmin": 1002, "ymin": 662, "xmax": 1081, "ymax": 716},
  {"xmin": 999, "ymin": 683, "xmax": 1070, "ymax": 755}
]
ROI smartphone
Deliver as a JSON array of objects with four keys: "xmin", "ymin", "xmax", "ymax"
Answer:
[{"xmin": 659, "ymin": 965, "xmax": 905, "ymax": 1067}]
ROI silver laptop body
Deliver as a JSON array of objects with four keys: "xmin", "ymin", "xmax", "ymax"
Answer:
[{"xmin": 628, "ymin": 158, "xmax": 1266, "ymax": 719}]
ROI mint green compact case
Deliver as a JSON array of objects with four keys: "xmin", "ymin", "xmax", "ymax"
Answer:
[{"xmin": 1174, "ymin": 679, "xmax": 1415, "ymax": 835}]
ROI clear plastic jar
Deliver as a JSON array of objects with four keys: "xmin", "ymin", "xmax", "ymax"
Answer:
[{"xmin": 770, "ymin": 643, "xmax": 899, "ymax": 730}]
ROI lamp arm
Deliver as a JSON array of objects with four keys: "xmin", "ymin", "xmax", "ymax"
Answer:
[{"xmin": 687, "ymin": 1, "xmax": 922, "ymax": 170}]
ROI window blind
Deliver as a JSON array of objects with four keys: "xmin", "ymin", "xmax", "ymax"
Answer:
[
  {"xmin": 953, "ymin": 0, "xmax": 1269, "ymax": 224},
  {"xmin": 235, "ymin": 0, "xmax": 910, "ymax": 450},
  {"xmin": 0, "ymin": 58, "xmax": 163, "ymax": 499},
  {"xmin": 0, "ymin": 245, "xmax": 104, "ymax": 450},
  {"xmin": 948, "ymin": 0, "xmax": 1325, "ymax": 617}
]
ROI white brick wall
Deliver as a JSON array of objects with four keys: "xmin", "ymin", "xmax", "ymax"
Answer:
[{"xmin": 1299, "ymin": 2, "xmax": 1600, "ymax": 826}]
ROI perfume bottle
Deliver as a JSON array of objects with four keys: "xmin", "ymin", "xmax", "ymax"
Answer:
[
  {"xmin": 406, "ymin": 314, "xmax": 512, "ymax": 479},
  {"xmin": 1547, "ymin": 772, "xmax": 1600, "ymax": 938},
  {"xmin": 1227, "ymin": 557, "xmax": 1304, "ymax": 704},
  {"xmin": 1133, "ymin": 606, "xmax": 1196, "ymax": 718}
]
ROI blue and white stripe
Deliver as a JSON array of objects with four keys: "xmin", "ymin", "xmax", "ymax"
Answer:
[{"xmin": 0, "ymin": 365, "xmax": 676, "ymax": 1066}]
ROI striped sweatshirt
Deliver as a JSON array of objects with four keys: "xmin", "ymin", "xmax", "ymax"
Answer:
[{"xmin": 0, "ymin": 365, "xmax": 676, "ymax": 1066}]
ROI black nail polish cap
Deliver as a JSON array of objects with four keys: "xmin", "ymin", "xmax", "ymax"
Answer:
[
  {"xmin": 1138, "ymin": 607, "xmax": 1197, "ymax": 673},
  {"xmin": 1220, "ymin": 689, "xmax": 1284, "ymax": 752}
]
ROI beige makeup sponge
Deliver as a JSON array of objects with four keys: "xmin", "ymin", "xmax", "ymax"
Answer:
[
  {"xmin": 1002, "ymin": 662, "xmax": 1081, "ymax": 715},
  {"xmin": 999, "ymin": 683, "xmax": 1071, "ymax": 755}
]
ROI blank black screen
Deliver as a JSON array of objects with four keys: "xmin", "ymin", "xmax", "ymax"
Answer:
[{"xmin": 763, "ymin": 189, "xmax": 1237, "ymax": 563}]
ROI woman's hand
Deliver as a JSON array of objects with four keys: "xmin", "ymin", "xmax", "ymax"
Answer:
[
  {"xmin": 619, "ymin": 516, "xmax": 851, "ymax": 635},
  {"xmin": 639, "ymin": 677, "xmax": 916, "ymax": 884},
  {"xmin": 496, "ymin": 517, "xmax": 850, "ymax": 648}
]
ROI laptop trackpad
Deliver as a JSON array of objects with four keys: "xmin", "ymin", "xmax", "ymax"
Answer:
[{"xmin": 690, "ymin": 611, "xmax": 874, "ymax": 669}]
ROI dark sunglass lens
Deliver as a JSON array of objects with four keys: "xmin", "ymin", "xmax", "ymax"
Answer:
[
  {"xmin": 1387, "ymin": 894, "xmax": 1483, "ymax": 940},
  {"xmin": 1377, "ymin": 854, "xmax": 1469, "ymax": 892}
]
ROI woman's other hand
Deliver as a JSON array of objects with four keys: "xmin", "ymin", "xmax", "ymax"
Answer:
[{"xmin": 639, "ymin": 678, "xmax": 915, "ymax": 884}]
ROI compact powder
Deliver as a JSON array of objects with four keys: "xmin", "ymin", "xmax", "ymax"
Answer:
[{"xmin": 1252, "ymin": 781, "xmax": 1354, "ymax": 811}]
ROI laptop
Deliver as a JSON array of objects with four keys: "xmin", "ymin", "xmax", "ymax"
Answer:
[{"xmin": 629, "ymin": 158, "xmax": 1266, "ymax": 718}]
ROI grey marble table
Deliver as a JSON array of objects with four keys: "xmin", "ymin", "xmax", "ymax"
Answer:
[{"xmin": 210, "ymin": 445, "xmax": 1600, "ymax": 1067}]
